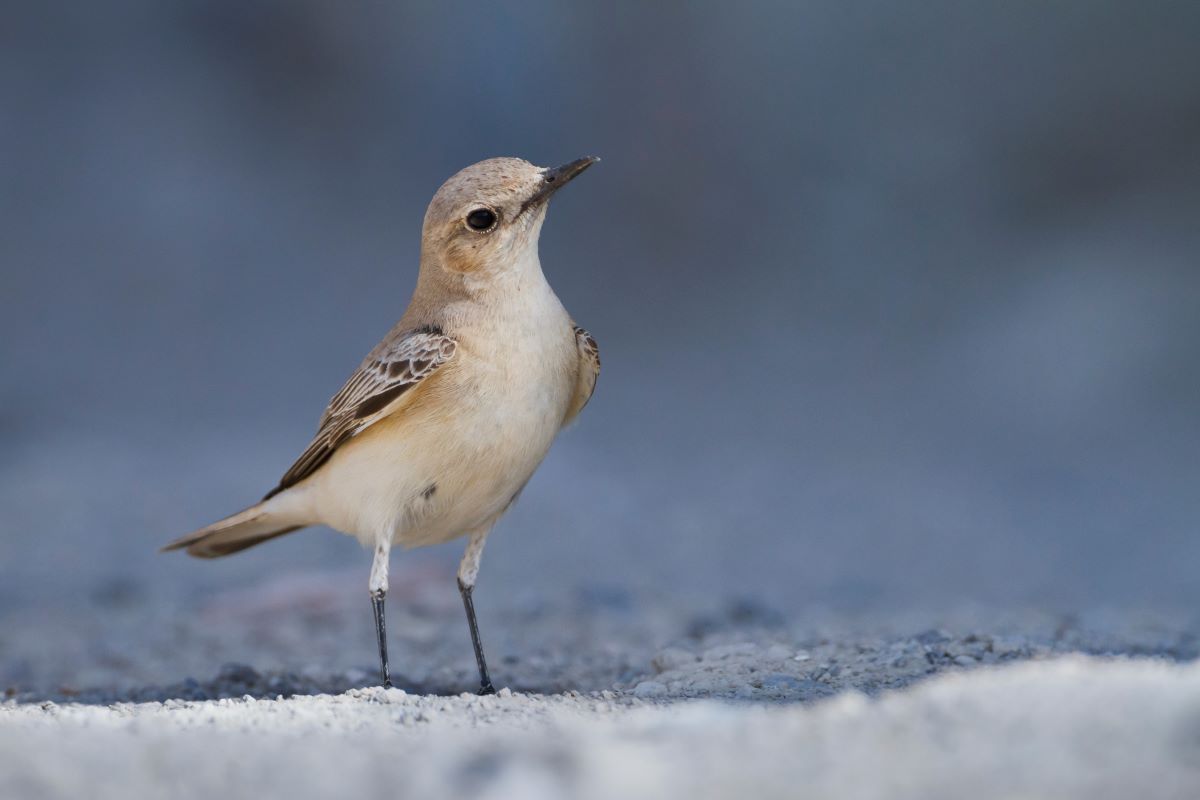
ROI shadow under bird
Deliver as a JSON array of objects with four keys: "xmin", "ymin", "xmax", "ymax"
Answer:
[{"xmin": 162, "ymin": 156, "xmax": 602, "ymax": 693}]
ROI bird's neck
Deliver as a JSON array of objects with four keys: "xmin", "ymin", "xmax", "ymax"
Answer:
[{"xmin": 409, "ymin": 246, "xmax": 564, "ymax": 333}]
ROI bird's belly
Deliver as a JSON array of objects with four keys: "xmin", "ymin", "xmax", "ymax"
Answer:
[{"xmin": 311, "ymin": 358, "xmax": 571, "ymax": 548}]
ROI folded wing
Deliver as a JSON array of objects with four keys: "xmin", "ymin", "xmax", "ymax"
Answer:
[
  {"xmin": 264, "ymin": 325, "xmax": 457, "ymax": 499},
  {"xmin": 564, "ymin": 325, "xmax": 600, "ymax": 426}
]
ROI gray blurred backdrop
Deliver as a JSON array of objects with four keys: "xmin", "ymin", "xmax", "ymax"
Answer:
[{"xmin": 1, "ymin": 1, "xmax": 1198, "ymax": 624}]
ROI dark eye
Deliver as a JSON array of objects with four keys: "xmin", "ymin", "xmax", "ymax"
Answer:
[{"xmin": 466, "ymin": 208, "xmax": 497, "ymax": 231}]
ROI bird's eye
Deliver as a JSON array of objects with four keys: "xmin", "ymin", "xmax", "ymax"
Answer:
[{"xmin": 466, "ymin": 208, "xmax": 498, "ymax": 232}]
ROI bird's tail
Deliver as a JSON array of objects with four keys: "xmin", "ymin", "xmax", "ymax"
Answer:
[{"xmin": 160, "ymin": 492, "xmax": 310, "ymax": 558}]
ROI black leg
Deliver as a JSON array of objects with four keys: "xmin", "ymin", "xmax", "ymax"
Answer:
[
  {"xmin": 371, "ymin": 589, "xmax": 392, "ymax": 688},
  {"xmin": 458, "ymin": 577, "xmax": 495, "ymax": 695}
]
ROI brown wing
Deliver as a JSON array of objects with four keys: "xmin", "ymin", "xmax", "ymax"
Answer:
[
  {"xmin": 564, "ymin": 325, "xmax": 600, "ymax": 425},
  {"xmin": 264, "ymin": 325, "xmax": 457, "ymax": 499}
]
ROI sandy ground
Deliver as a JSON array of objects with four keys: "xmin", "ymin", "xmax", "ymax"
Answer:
[
  {"xmin": 4, "ymin": 657, "xmax": 1200, "ymax": 800},
  {"xmin": 3, "ymin": 555, "xmax": 1197, "ymax": 702},
  {"xmin": 2, "ymin": 560, "xmax": 1199, "ymax": 798}
]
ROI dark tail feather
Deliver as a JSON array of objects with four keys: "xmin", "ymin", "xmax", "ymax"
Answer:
[{"xmin": 161, "ymin": 500, "xmax": 307, "ymax": 559}]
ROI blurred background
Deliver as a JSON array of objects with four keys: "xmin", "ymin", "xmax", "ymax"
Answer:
[{"xmin": 1, "ymin": 0, "xmax": 1198, "ymax": 662}]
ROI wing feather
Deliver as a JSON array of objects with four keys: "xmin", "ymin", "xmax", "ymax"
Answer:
[
  {"xmin": 264, "ymin": 326, "xmax": 456, "ymax": 499},
  {"xmin": 564, "ymin": 325, "xmax": 600, "ymax": 425}
]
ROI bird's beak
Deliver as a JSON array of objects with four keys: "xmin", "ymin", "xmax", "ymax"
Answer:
[{"xmin": 521, "ymin": 156, "xmax": 600, "ymax": 214}]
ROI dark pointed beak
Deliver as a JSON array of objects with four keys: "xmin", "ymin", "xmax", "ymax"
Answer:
[
  {"xmin": 545, "ymin": 156, "xmax": 599, "ymax": 188},
  {"xmin": 521, "ymin": 156, "xmax": 599, "ymax": 214}
]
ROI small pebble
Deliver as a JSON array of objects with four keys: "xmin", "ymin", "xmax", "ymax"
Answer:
[
  {"xmin": 759, "ymin": 673, "xmax": 806, "ymax": 691},
  {"xmin": 632, "ymin": 681, "xmax": 667, "ymax": 699},
  {"xmin": 916, "ymin": 629, "xmax": 951, "ymax": 646}
]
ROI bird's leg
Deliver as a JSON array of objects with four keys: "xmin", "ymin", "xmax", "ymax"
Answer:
[
  {"xmin": 369, "ymin": 539, "xmax": 392, "ymax": 688},
  {"xmin": 457, "ymin": 528, "xmax": 495, "ymax": 695}
]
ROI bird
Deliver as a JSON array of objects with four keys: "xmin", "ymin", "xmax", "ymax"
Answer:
[{"xmin": 162, "ymin": 156, "xmax": 601, "ymax": 694}]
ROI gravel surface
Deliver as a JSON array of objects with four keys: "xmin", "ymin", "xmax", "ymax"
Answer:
[
  {"xmin": 3, "ymin": 560, "xmax": 1197, "ymax": 797},
  {"xmin": 4, "ymin": 656, "xmax": 1200, "ymax": 800},
  {"xmin": 4, "ymin": 558, "xmax": 1197, "ymax": 705}
]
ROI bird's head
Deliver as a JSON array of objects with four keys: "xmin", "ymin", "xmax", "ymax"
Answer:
[{"xmin": 419, "ymin": 156, "xmax": 598, "ymax": 281}]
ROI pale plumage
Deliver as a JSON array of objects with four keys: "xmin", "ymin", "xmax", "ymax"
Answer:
[{"xmin": 162, "ymin": 156, "xmax": 600, "ymax": 693}]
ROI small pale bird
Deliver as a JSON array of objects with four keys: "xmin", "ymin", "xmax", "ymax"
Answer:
[{"xmin": 163, "ymin": 156, "xmax": 601, "ymax": 693}]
